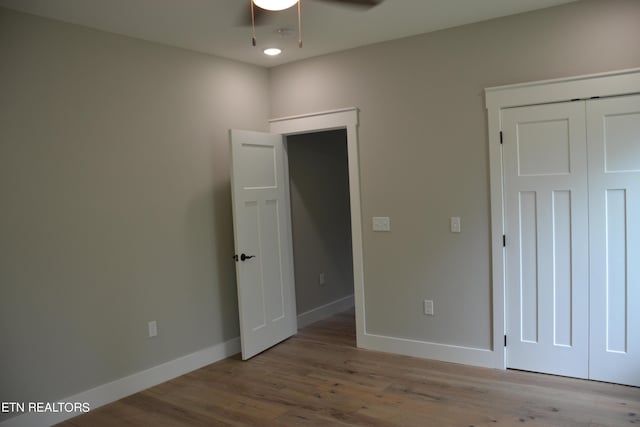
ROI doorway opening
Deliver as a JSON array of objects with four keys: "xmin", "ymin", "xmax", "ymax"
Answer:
[
  {"xmin": 269, "ymin": 107, "xmax": 365, "ymax": 348},
  {"xmin": 285, "ymin": 129, "xmax": 356, "ymax": 344}
]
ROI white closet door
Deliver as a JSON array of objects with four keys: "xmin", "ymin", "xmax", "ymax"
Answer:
[
  {"xmin": 587, "ymin": 95, "xmax": 640, "ymax": 387},
  {"xmin": 502, "ymin": 102, "xmax": 589, "ymax": 378}
]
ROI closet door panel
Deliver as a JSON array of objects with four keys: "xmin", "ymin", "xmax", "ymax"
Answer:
[
  {"xmin": 588, "ymin": 95, "xmax": 640, "ymax": 387},
  {"xmin": 502, "ymin": 102, "xmax": 589, "ymax": 379}
]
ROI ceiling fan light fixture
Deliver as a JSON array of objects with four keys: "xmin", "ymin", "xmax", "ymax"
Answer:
[
  {"xmin": 253, "ymin": 0, "xmax": 298, "ymax": 11},
  {"xmin": 263, "ymin": 48, "xmax": 282, "ymax": 56}
]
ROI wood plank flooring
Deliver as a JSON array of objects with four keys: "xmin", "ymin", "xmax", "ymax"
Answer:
[{"xmin": 59, "ymin": 310, "xmax": 639, "ymax": 426}]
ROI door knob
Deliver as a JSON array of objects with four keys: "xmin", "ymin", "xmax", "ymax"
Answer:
[{"xmin": 240, "ymin": 253, "xmax": 255, "ymax": 261}]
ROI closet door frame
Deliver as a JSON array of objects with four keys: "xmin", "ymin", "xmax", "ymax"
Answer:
[{"xmin": 484, "ymin": 68, "xmax": 640, "ymax": 369}]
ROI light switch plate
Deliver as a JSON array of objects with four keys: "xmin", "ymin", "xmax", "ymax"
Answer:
[
  {"xmin": 424, "ymin": 300, "xmax": 434, "ymax": 316},
  {"xmin": 148, "ymin": 321, "xmax": 158, "ymax": 338},
  {"xmin": 372, "ymin": 217, "xmax": 391, "ymax": 232},
  {"xmin": 450, "ymin": 217, "xmax": 461, "ymax": 233}
]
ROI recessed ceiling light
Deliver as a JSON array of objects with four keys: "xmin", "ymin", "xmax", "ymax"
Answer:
[
  {"xmin": 253, "ymin": 0, "xmax": 297, "ymax": 11},
  {"xmin": 264, "ymin": 48, "xmax": 282, "ymax": 56}
]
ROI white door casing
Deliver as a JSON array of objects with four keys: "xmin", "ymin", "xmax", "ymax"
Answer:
[
  {"xmin": 587, "ymin": 94, "xmax": 640, "ymax": 387},
  {"xmin": 230, "ymin": 129, "xmax": 297, "ymax": 360},
  {"xmin": 502, "ymin": 102, "xmax": 589, "ymax": 378}
]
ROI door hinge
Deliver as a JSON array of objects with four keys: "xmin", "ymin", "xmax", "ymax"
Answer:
[
  {"xmin": 503, "ymin": 235, "xmax": 506, "ymax": 247},
  {"xmin": 504, "ymin": 335, "xmax": 507, "ymax": 347},
  {"xmin": 499, "ymin": 131, "xmax": 503, "ymax": 144}
]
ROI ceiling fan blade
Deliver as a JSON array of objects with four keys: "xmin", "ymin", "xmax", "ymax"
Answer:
[
  {"xmin": 237, "ymin": 5, "xmax": 272, "ymax": 27},
  {"xmin": 313, "ymin": 0, "xmax": 383, "ymax": 9}
]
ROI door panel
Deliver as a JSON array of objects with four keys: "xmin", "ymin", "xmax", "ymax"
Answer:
[
  {"xmin": 518, "ymin": 190, "xmax": 538, "ymax": 344},
  {"xmin": 552, "ymin": 190, "xmax": 573, "ymax": 348},
  {"xmin": 230, "ymin": 130, "xmax": 297, "ymax": 360},
  {"xmin": 587, "ymin": 95, "xmax": 640, "ymax": 387},
  {"xmin": 503, "ymin": 102, "xmax": 589, "ymax": 378}
]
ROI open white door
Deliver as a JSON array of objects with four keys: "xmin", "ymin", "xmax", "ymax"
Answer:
[{"xmin": 230, "ymin": 129, "xmax": 297, "ymax": 360}]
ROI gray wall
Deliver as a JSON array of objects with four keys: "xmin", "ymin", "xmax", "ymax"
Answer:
[
  {"xmin": 270, "ymin": 0, "xmax": 640, "ymax": 349},
  {"xmin": 287, "ymin": 130, "xmax": 353, "ymax": 314},
  {"xmin": 0, "ymin": 7, "xmax": 269, "ymax": 415}
]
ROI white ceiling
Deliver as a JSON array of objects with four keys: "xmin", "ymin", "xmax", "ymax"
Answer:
[{"xmin": 1, "ymin": 0, "xmax": 579, "ymax": 67}]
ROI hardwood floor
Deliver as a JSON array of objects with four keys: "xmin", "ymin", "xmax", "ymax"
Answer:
[{"xmin": 59, "ymin": 310, "xmax": 639, "ymax": 426}]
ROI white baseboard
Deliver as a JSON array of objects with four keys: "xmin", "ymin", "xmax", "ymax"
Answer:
[
  {"xmin": 297, "ymin": 294, "xmax": 354, "ymax": 329},
  {"xmin": 360, "ymin": 332, "xmax": 495, "ymax": 369},
  {"xmin": 0, "ymin": 337, "xmax": 240, "ymax": 427}
]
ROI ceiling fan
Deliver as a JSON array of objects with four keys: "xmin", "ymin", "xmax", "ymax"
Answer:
[{"xmin": 242, "ymin": 0, "xmax": 384, "ymax": 49}]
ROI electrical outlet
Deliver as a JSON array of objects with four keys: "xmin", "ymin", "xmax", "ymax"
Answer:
[
  {"xmin": 148, "ymin": 321, "xmax": 158, "ymax": 338},
  {"xmin": 423, "ymin": 300, "xmax": 434, "ymax": 316},
  {"xmin": 319, "ymin": 272, "xmax": 326, "ymax": 286}
]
